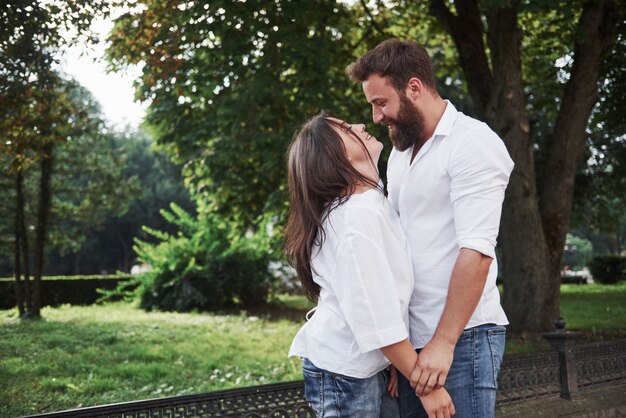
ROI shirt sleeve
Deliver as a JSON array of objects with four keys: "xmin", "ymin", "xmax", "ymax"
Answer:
[
  {"xmin": 330, "ymin": 205, "xmax": 409, "ymax": 354},
  {"xmin": 448, "ymin": 127, "xmax": 514, "ymax": 259}
]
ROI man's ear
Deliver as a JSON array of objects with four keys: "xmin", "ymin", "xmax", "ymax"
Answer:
[{"xmin": 405, "ymin": 77, "xmax": 423, "ymax": 100}]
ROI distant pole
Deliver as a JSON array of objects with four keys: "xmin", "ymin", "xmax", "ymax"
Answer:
[{"xmin": 542, "ymin": 317, "xmax": 583, "ymax": 400}]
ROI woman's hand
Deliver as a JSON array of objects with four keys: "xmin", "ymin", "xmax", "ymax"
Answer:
[
  {"xmin": 386, "ymin": 365, "xmax": 398, "ymax": 397},
  {"xmin": 418, "ymin": 387, "xmax": 455, "ymax": 418}
]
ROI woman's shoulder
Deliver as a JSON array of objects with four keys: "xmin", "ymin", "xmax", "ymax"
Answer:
[{"xmin": 341, "ymin": 189, "xmax": 396, "ymax": 230}]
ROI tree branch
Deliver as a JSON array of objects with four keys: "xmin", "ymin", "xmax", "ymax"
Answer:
[
  {"xmin": 539, "ymin": 0, "xmax": 618, "ymax": 263},
  {"xmin": 484, "ymin": 2, "xmax": 525, "ymax": 135},
  {"xmin": 359, "ymin": 0, "xmax": 388, "ymax": 37},
  {"xmin": 429, "ymin": 0, "xmax": 493, "ymax": 116}
]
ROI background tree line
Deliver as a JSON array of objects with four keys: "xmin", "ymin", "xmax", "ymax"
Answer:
[
  {"xmin": 2, "ymin": 0, "xmax": 624, "ymax": 332},
  {"xmin": 0, "ymin": 1, "xmax": 191, "ymax": 317}
]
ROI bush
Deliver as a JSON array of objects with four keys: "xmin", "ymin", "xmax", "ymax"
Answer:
[
  {"xmin": 133, "ymin": 204, "xmax": 275, "ymax": 312},
  {"xmin": 587, "ymin": 254, "xmax": 626, "ymax": 284}
]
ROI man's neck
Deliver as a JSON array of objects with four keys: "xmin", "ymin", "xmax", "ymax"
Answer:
[
  {"xmin": 422, "ymin": 97, "xmax": 447, "ymax": 140},
  {"xmin": 410, "ymin": 98, "xmax": 447, "ymax": 163}
]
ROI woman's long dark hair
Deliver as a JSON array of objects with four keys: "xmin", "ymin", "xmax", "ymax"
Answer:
[{"xmin": 284, "ymin": 111, "xmax": 381, "ymax": 301}]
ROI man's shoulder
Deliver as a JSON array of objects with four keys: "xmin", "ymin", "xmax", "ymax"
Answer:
[
  {"xmin": 451, "ymin": 111, "xmax": 497, "ymax": 139},
  {"xmin": 443, "ymin": 112, "xmax": 507, "ymax": 155}
]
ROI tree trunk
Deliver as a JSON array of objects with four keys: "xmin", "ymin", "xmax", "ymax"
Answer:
[
  {"xmin": 16, "ymin": 168, "xmax": 33, "ymax": 317},
  {"xmin": 13, "ymin": 171, "xmax": 26, "ymax": 317},
  {"xmin": 482, "ymin": 3, "xmax": 557, "ymax": 332},
  {"xmin": 33, "ymin": 141, "xmax": 54, "ymax": 317},
  {"xmin": 538, "ymin": 0, "xmax": 618, "ymax": 310},
  {"xmin": 429, "ymin": 0, "xmax": 618, "ymax": 333}
]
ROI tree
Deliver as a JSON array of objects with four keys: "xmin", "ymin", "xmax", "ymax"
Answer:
[
  {"xmin": 426, "ymin": 0, "xmax": 620, "ymax": 332},
  {"xmin": 0, "ymin": 76, "xmax": 137, "ymax": 316},
  {"xmin": 106, "ymin": 0, "xmax": 623, "ymax": 332},
  {"xmin": 44, "ymin": 130, "xmax": 192, "ymax": 275},
  {"xmin": 571, "ymin": 14, "xmax": 626, "ymax": 256},
  {"xmin": 106, "ymin": 0, "xmax": 375, "ymax": 234},
  {"xmin": 1, "ymin": 0, "xmax": 128, "ymax": 317}
]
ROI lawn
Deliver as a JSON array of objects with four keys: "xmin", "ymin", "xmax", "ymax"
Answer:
[
  {"xmin": 503, "ymin": 282, "xmax": 626, "ymax": 353},
  {"xmin": 1, "ymin": 284, "xmax": 625, "ymax": 417},
  {"xmin": 0, "ymin": 297, "xmax": 307, "ymax": 418}
]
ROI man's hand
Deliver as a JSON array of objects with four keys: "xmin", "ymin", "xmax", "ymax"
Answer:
[{"xmin": 410, "ymin": 337, "xmax": 455, "ymax": 396}]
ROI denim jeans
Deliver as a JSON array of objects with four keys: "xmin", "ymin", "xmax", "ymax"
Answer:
[
  {"xmin": 302, "ymin": 358, "xmax": 400, "ymax": 418},
  {"xmin": 396, "ymin": 324, "xmax": 506, "ymax": 418}
]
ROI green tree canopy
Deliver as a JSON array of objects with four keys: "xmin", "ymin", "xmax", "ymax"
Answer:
[
  {"xmin": 107, "ymin": 0, "xmax": 386, "ymax": 230},
  {"xmin": 107, "ymin": 0, "xmax": 623, "ymax": 332}
]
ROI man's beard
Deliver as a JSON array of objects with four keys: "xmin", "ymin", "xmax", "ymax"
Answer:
[{"xmin": 386, "ymin": 95, "xmax": 426, "ymax": 151}]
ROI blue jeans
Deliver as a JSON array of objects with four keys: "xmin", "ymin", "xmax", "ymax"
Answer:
[
  {"xmin": 302, "ymin": 358, "xmax": 400, "ymax": 418},
  {"xmin": 397, "ymin": 324, "xmax": 506, "ymax": 418}
]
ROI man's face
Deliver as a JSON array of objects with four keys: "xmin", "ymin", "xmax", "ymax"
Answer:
[{"xmin": 362, "ymin": 74, "xmax": 425, "ymax": 151}]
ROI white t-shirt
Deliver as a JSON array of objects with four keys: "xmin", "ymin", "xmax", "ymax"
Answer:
[
  {"xmin": 288, "ymin": 189, "xmax": 414, "ymax": 378},
  {"xmin": 387, "ymin": 101, "xmax": 514, "ymax": 349}
]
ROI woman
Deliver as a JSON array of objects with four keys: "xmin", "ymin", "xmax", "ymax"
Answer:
[{"xmin": 285, "ymin": 111, "xmax": 455, "ymax": 418}]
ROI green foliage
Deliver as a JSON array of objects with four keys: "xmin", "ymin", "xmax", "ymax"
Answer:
[
  {"xmin": 134, "ymin": 204, "xmax": 274, "ymax": 311},
  {"xmin": 106, "ymin": 0, "xmax": 388, "ymax": 231},
  {"xmin": 0, "ymin": 81, "xmax": 140, "ymax": 274},
  {"xmin": 44, "ymin": 129, "xmax": 193, "ymax": 275},
  {"xmin": 562, "ymin": 233, "xmax": 593, "ymax": 270},
  {"xmin": 588, "ymin": 254, "xmax": 626, "ymax": 284}
]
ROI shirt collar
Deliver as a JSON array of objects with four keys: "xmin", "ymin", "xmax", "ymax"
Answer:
[{"xmin": 431, "ymin": 100, "xmax": 458, "ymax": 139}]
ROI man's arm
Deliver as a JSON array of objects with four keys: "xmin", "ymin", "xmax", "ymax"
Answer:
[{"xmin": 410, "ymin": 248, "xmax": 493, "ymax": 395}]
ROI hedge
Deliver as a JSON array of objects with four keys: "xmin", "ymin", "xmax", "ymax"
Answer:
[
  {"xmin": 0, "ymin": 275, "xmax": 133, "ymax": 309},
  {"xmin": 587, "ymin": 254, "xmax": 626, "ymax": 284}
]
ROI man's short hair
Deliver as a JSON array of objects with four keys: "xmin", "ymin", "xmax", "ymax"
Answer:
[{"xmin": 347, "ymin": 39, "xmax": 437, "ymax": 93}]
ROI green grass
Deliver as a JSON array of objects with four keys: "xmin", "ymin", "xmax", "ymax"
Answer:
[
  {"xmin": 498, "ymin": 282, "xmax": 626, "ymax": 354},
  {"xmin": 561, "ymin": 282, "xmax": 626, "ymax": 333},
  {"xmin": 0, "ymin": 299, "xmax": 307, "ymax": 417},
  {"xmin": 1, "ymin": 285, "xmax": 625, "ymax": 417}
]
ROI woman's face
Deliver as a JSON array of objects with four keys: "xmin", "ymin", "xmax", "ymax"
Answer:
[{"xmin": 328, "ymin": 118, "xmax": 383, "ymax": 181}]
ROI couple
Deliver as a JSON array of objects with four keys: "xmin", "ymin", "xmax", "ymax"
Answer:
[{"xmin": 285, "ymin": 39, "xmax": 514, "ymax": 418}]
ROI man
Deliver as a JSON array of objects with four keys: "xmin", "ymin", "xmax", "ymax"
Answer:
[{"xmin": 347, "ymin": 39, "xmax": 514, "ymax": 418}]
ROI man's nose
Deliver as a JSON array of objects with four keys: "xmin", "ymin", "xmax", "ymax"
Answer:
[{"xmin": 373, "ymin": 110, "xmax": 384, "ymax": 124}]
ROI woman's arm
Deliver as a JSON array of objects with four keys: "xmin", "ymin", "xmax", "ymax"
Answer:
[
  {"xmin": 381, "ymin": 339, "xmax": 456, "ymax": 418},
  {"xmin": 380, "ymin": 339, "xmax": 418, "ymax": 379}
]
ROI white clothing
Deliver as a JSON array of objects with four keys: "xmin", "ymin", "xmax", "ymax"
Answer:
[
  {"xmin": 289, "ymin": 189, "xmax": 414, "ymax": 378},
  {"xmin": 387, "ymin": 101, "xmax": 514, "ymax": 349}
]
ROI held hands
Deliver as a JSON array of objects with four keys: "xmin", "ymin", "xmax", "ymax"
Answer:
[{"xmin": 410, "ymin": 338, "xmax": 455, "ymax": 396}]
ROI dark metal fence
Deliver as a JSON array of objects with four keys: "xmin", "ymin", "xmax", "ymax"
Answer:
[{"xmin": 24, "ymin": 338, "xmax": 626, "ymax": 418}]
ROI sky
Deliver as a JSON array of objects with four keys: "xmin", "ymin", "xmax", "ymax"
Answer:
[{"xmin": 56, "ymin": 15, "xmax": 147, "ymax": 131}]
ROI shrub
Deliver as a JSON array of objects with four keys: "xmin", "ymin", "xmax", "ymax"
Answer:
[
  {"xmin": 587, "ymin": 254, "xmax": 626, "ymax": 284},
  {"xmin": 133, "ymin": 204, "xmax": 275, "ymax": 312}
]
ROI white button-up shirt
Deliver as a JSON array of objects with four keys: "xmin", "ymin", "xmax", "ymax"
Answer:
[
  {"xmin": 289, "ymin": 189, "xmax": 414, "ymax": 378},
  {"xmin": 387, "ymin": 101, "xmax": 514, "ymax": 349}
]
